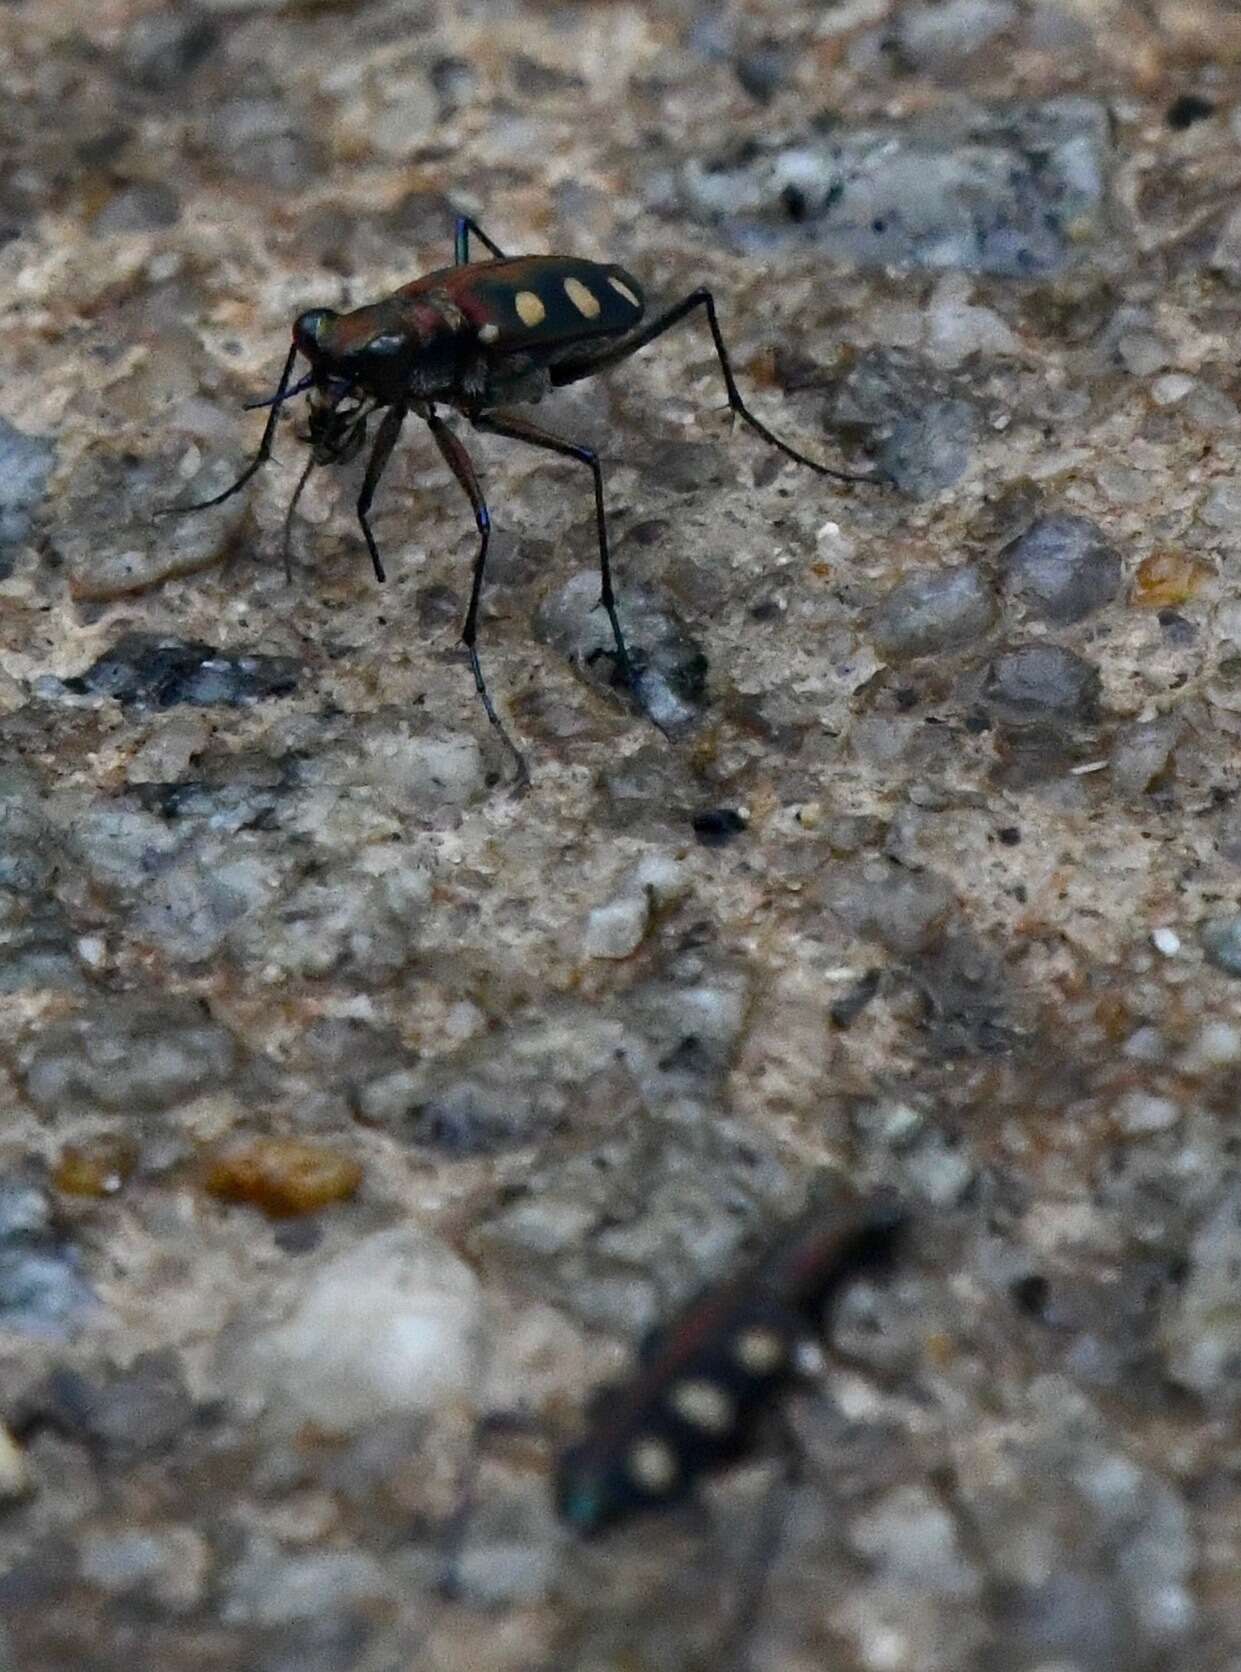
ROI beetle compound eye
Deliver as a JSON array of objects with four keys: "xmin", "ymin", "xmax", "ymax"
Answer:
[{"xmin": 293, "ymin": 308, "xmax": 338, "ymax": 351}]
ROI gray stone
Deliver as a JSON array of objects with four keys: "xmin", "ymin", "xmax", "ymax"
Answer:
[
  {"xmin": 1201, "ymin": 914, "xmax": 1241, "ymax": 976},
  {"xmin": 983, "ymin": 644, "xmax": 1101, "ymax": 726},
  {"xmin": 0, "ymin": 416, "xmax": 54, "ymax": 576},
  {"xmin": 53, "ymin": 435, "xmax": 250, "ymax": 600},
  {"xmin": 680, "ymin": 98, "xmax": 1109, "ymax": 274},
  {"xmin": 20, "ymin": 995, "xmax": 239, "ymax": 1117},
  {"xmin": 878, "ymin": 399, "xmax": 982, "ymax": 496},
  {"xmin": 1162, "ymin": 1188, "xmax": 1241, "ymax": 1403},
  {"xmin": 222, "ymin": 1538, "xmax": 393, "ymax": 1627},
  {"xmin": 535, "ymin": 571, "xmax": 708, "ymax": 733},
  {"xmin": 43, "ymin": 1352, "xmax": 195, "ymax": 1458},
  {"xmin": 871, "ymin": 565, "xmax": 996, "ymax": 658},
  {"xmin": 63, "ymin": 634, "xmax": 299, "ymax": 709},
  {"xmin": 0, "ymin": 1174, "xmax": 97, "ymax": 1339},
  {"xmin": 1111, "ymin": 717, "xmax": 1181, "ymax": 794},
  {"xmin": 821, "ymin": 863, "xmax": 958, "ymax": 957},
  {"xmin": 1000, "ymin": 513, "xmax": 1123, "ymax": 623},
  {"xmin": 79, "ymin": 1525, "xmax": 209, "ymax": 1610}
]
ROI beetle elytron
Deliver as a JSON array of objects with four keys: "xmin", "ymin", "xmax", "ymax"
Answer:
[{"xmin": 163, "ymin": 218, "xmax": 876, "ymax": 789}]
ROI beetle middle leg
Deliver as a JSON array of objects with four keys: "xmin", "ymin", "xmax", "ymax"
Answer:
[
  {"xmin": 424, "ymin": 409, "xmax": 531, "ymax": 793},
  {"xmin": 454, "ymin": 216, "xmax": 508, "ymax": 265},
  {"xmin": 550, "ymin": 289, "xmax": 879, "ymax": 486},
  {"xmin": 471, "ymin": 411, "xmax": 649, "ymax": 716}
]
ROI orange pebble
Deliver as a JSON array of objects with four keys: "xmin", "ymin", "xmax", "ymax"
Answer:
[
  {"xmin": 1132, "ymin": 551, "xmax": 1210, "ymax": 609},
  {"xmin": 205, "ymin": 1138, "xmax": 362, "ymax": 1218}
]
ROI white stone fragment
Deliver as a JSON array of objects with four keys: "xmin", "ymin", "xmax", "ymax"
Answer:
[
  {"xmin": 583, "ymin": 891, "xmax": 650, "ymax": 959},
  {"xmin": 226, "ymin": 1227, "xmax": 487, "ymax": 1433}
]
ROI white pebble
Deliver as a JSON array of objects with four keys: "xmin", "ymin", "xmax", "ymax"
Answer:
[
  {"xmin": 1151, "ymin": 926, "xmax": 1181, "ymax": 956},
  {"xmin": 583, "ymin": 891, "xmax": 649, "ymax": 959},
  {"xmin": 226, "ymin": 1227, "xmax": 486, "ymax": 1434},
  {"xmin": 1115, "ymin": 1091, "xmax": 1181, "ymax": 1133},
  {"xmin": 1197, "ymin": 1009, "xmax": 1241, "ymax": 1063},
  {"xmin": 1150, "ymin": 373, "xmax": 1195, "ymax": 406}
]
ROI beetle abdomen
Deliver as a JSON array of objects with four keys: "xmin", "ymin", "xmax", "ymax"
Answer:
[{"xmin": 400, "ymin": 255, "xmax": 645, "ymax": 354}]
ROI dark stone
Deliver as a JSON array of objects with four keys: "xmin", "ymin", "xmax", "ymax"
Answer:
[
  {"xmin": 118, "ymin": 11, "xmax": 220, "ymax": 90},
  {"xmin": 1166, "ymin": 94, "xmax": 1215, "ymax": 130},
  {"xmin": 999, "ymin": 513, "xmax": 1122, "ymax": 624},
  {"xmin": 982, "ymin": 644, "xmax": 1101, "ymax": 727},
  {"xmin": 691, "ymin": 808, "xmax": 747, "ymax": 847},
  {"xmin": 62, "ymin": 634, "xmax": 300, "ymax": 709}
]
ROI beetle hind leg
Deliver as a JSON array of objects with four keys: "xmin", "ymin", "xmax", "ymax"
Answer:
[{"xmin": 550, "ymin": 289, "xmax": 879, "ymax": 486}]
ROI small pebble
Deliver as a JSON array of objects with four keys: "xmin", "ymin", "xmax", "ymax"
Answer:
[
  {"xmin": 1189, "ymin": 1020, "xmax": 1241, "ymax": 1066},
  {"xmin": 53, "ymin": 1136, "xmax": 139, "ymax": 1198},
  {"xmin": 0, "ymin": 416, "xmax": 55, "ymax": 574},
  {"xmin": 1150, "ymin": 927, "xmax": 1181, "ymax": 956},
  {"xmin": 1111, "ymin": 717, "xmax": 1181, "ymax": 794},
  {"xmin": 879, "ymin": 398, "xmax": 982, "ymax": 496},
  {"xmin": 204, "ymin": 1138, "xmax": 363, "ymax": 1218}
]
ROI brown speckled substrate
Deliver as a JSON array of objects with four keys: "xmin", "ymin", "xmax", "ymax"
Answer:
[{"xmin": 4, "ymin": 1, "xmax": 1241, "ymax": 1669}]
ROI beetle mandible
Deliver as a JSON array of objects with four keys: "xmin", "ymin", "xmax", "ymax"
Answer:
[{"xmin": 163, "ymin": 217, "xmax": 878, "ymax": 789}]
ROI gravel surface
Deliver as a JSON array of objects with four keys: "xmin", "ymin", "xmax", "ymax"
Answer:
[{"xmin": 4, "ymin": 1, "xmax": 1241, "ymax": 1669}]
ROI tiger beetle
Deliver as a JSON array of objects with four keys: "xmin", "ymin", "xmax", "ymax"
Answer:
[
  {"xmin": 161, "ymin": 217, "xmax": 877, "ymax": 789},
  {"xmin": 555, "ymin": 1188, "xmax": 906, "ymax": 1535}
]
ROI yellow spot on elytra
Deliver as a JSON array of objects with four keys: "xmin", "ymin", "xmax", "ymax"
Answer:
[
  {"xmin": 627, "ymin": 1437, "xmax": 679, "ymax": 1494},
  {"xmin": 564, "ymin": 277, "xmax": 601, "ymax": 318},
  {"xmin": 478, "ymin": 322, "xmax": 500, "ymax": 344},
  {"xmin": 733, "ymin": 1326, "xmax": 786, "ymax": 1375},
  {"xmin": 668, "ymin": 1378, "xmax": 734, "ymax": 1435},
  {"xmin": 608, "ymin": 275, "xmax": 641, "ymax": 308},
  {"xmin": 515, "ymin": 290, "xmax": 546, "ymax": 327}
]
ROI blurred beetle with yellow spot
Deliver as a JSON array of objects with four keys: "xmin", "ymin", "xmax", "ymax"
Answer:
[
  {"xmin": 162, "ymin": 218, "xmax": 879, "ymax": 789},
  {"xmin": 556, "ymin": 1187, "xmax": 907, "ymax": 1535}
]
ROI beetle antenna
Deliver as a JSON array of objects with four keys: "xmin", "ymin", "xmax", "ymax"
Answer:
[{"xmin": 244, "ymin": 373, "xmax": 316, "ymax": 412}]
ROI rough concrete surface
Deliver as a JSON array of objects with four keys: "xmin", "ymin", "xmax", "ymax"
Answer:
[{"xmin": 3, "ymin": 0, "xmax": 1241, "ymax": 1668}]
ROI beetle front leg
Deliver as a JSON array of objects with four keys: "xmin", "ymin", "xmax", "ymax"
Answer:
[
  {"xmin": 424, "ymin": 410, "xmax": 530, "ymax": 793},
  {"xmin": 157, "ymin": 342, "xmax": 301, "ymax": 517},
  {"xmin": 355, "ymin": 403, "xmax": 407, "ymax": 583}
]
